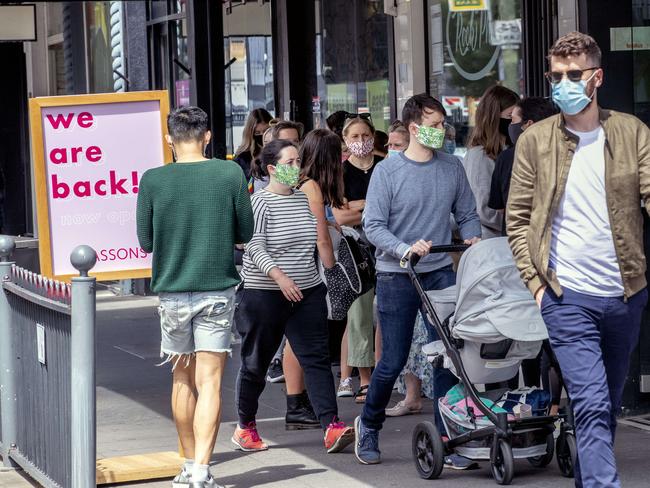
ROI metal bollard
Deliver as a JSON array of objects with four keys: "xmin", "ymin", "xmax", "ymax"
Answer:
[
  {"xmin": 70, "ymin": 245, "xmax": 98, "ymax": 488},
  {"xmin": 0, "ymin": 235, "xmax": 17, "ymax": 467}
]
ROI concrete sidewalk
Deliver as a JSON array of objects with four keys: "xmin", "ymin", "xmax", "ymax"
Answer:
[{"xmin": 2, "ymin": 293, "xmax": 649, "ymax": 487}]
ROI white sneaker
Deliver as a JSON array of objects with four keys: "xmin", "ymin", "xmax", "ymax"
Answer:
[
  {"xmin": 337, "ymin": 377, "xmax": 354, "ymax": 397},
  {"xmin": 191, "ymin": 475, "xmax": 223, "ymax": 488},
  {"xmin": 172, "ymin": 467, "xmax": 191, "ymax": 488}
]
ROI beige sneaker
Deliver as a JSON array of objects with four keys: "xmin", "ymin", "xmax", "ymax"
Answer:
[
  {"xmin": 385, "ymin": 400, "xmax": 422, "ymax": 417},
  {"xmin": 337, "ymin": 378, "xmax": 354, "ymax": 397}
]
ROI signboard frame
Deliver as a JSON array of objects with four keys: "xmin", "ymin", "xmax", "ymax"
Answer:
[{"xmin": 29, "ymin": 90, "xmax": 172, "ymax": 282}]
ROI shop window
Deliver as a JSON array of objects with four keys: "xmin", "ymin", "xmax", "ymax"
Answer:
[
  {"xmin": 223, "ymin": 1, "xmax": 274, "ymax": 155},
  {"xmin": 316, "ymin": 0, "xmax": 394, "ymax": 132},
  {"xmin": 85, "ymin": 1, "xmax": 115, "ymax": 94},
  {"xmin": 147, "ymin": 0, "xmax": 191, "ymax": 108},
  {"xmin": 426, "ymin": 0, "xmax": 523, "ymax": 154}
]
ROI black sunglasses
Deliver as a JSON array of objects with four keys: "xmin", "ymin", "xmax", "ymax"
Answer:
[
  {"xmin": 345, "ymin": 112, "xmax": 372, "ymax": 120},
  {"xmin": 545, "ymin": 67, "xmax": 600, "ymax": 84}
]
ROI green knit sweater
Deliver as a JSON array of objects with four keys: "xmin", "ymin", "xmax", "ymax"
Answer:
[{"xmin": 136, "ymin": 159, "xmax": 253, "ymax": 293}]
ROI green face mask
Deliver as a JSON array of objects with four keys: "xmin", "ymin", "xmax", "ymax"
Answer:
[
  {"xmin": 415, "ymin": 124, "xmax": 446, "ymax": 149},
  {"xmin": 274, "ymin": 163, "xmax": 300, "ymax": 187}
]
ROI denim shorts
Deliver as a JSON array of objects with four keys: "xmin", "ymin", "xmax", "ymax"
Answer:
[{"xmin": 157, "ymin": 287, "xmax": 236, "ymax": 361}]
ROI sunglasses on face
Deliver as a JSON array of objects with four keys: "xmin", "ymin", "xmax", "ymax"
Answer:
[
  {"xmin": 545, "ymin": 67, "xmax": 600, "ymax": 84},
  {"xmin": 345, "ymin": 112, "xmax": 372, "ymax": 120}
]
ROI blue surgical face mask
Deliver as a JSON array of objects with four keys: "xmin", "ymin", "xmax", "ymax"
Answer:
[
  {"xmin": 551, "ymin": 71, "xmax": 597, "ymax": 116},
  {"xmin": 388, "ymin": 149, "xmax": 402, "ymax": 158},
  {"xmin": 442, "ymin": 139, "xmax": 456, "ymax": 155}
]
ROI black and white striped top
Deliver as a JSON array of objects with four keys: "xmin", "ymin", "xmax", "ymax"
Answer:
[{"xmin": 241, "ymin": 189, "xmax": 322, "ymax": 290}]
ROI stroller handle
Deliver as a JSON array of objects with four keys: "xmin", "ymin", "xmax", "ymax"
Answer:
[{"xmin": 409, "ymin": 243, "xmax": 470, "ymax": 268}]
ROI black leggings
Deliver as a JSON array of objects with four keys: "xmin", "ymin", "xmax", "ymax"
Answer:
[{"xmin": 235, "ymin": 284, "xmax": 338, "ymax": 429}]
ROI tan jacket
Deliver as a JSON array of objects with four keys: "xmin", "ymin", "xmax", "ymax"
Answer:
[{"xmin": 506, "ymin": 108, "xmax": 650, "ymax": 299}]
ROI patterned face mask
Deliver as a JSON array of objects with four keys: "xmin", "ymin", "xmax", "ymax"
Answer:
[
  {"xmin": 273, "ymin": 163, "xmax": 300, "ymax": 187},
  {"xmin": 415, "ymin": 125, "xmax": 445, "ymax": 149},
  {"xmin": 347, "ymin": 138, "xmax": 375, "ymax": 157}
]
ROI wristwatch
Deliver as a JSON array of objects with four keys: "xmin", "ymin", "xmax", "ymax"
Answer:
[{"xmin": 399, "ymin": 248, "xmax": 412, "ymax": 269}]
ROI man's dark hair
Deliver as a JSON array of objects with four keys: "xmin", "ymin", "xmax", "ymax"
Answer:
[
  {"xmin": 270, "ymin": 120, "xmax": 304, "ymax": 141},
  {"xmin": 167, "ymin": 106, "xmax": 209, "ymax": 142},
  {"xmin": 548, "ymin": 31, "xmax": 602, "ymax": 66},
  {"xmin": 401, "ymin": 93, "xmax": 446, "ymax": 129},
  {"xmin": 519, "ymin": 97, "xmax": 559, "ymax": 124}
]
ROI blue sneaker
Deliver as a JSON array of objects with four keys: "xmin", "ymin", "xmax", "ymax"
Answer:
[
  {"xmin": 444, "ymin": 453, "xmax": 479, "ymax": 470},
  {"xmin": 354, "ymin": 416, "xmax": 381, "ymax": 465}
]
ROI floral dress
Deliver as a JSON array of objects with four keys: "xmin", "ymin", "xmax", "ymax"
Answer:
[{"xmin": 395, "ymin": 312, "xmax": 435, "ymax": 399}]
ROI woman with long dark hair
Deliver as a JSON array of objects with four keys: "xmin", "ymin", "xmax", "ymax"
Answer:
[
  {"xmin": 234, "ymin": 108, "xmax": 272, "ymax": 180},
  {"xmin": 464, "ymin": 85, "xmax": 519, "ymax": 239},
  {"xmin": 232, "ymin": 139, "xmax": 354, "ymax": 454}
]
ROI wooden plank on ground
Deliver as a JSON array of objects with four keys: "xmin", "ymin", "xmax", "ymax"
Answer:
[{"xmin": 96, "ymin": 451, "xmax": 182, "ymax": 484}]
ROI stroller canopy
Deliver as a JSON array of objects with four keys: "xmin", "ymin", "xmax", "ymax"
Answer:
[{"xmin": 451, "ymin": 237, "xmax": 547, "ymax": 343}]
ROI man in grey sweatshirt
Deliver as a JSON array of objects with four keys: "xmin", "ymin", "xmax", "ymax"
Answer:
[{"xmin": 354, "ymin": 93, "xmax": 481, "ymax": 466}]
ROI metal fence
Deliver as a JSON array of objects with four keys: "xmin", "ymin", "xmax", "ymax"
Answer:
[{"xmin": 0, "ymin": 235, "xmax": 97, "ymax": 488}]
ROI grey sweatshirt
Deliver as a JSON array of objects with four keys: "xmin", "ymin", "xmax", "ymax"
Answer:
[
  {"xmin": 363, "ymin": 151, "xmax": 482, "ymax": 273},
  {"xmin": 462, "ymin": 146, "xmax": 503, "ymax": 239}
]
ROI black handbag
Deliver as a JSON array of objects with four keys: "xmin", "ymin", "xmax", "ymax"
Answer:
[
  {"xmin": 345, "ymin": 234, "xmax": 376, "ymax": 295},
  {"xmin": 319, "ymin": 230, "xmax": 362, "ymax": 320}
]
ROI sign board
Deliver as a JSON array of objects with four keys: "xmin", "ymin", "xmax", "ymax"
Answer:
[
  {"xmin": 448, "ymin": 0, "xmax": 490, "ymax": 12},
  {"xmin": 491, "ymin": 19, "xmax": 522, "ymax": 46},
  {"xmin": 0, "ymin": 4, "xmax": 36, "ymax": 41},
  {"xmin": 442, "ymin": 96, "xmax": 468, "ymax": 117},
  {"xmin": 610, "ymin": 26, "xmax": 650, "ymax": 51},
  {"xmin": 29, "ymin": 91, "xmax": 172, "ymax": 281}
]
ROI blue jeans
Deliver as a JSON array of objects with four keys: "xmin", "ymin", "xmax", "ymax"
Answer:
[
  {"xmin": 362, "ymin": 265, "xmax": 457, "ymax": 433},
  {"xmin": 541, "ymin": 287, "xmax": 647, "ymax": 488}
]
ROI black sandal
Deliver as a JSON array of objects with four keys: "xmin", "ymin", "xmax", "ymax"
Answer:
[{"xmin": 355, "ymin": 384, "xmax": 369, "ymax": 404}]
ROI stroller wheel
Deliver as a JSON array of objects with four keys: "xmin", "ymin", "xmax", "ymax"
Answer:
[
  {"xmin": 412, "ymin": 421, "xmax": 445, "ymax": 480},
  {"xmin": 556, "ymin": 432, "xmax": 577, "ymax": 478},
  {"xmin": 528, "ymin": 433, "xmax": 555, "ymax": 468},
  {"xmin": 490, "ymin": 438, "xmax": 514, "ymax": 485}
]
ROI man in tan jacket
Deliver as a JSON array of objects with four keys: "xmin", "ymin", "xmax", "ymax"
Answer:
[{"xmin": 507, "ymin": 32, "xmax": 650, "ymax": 488}]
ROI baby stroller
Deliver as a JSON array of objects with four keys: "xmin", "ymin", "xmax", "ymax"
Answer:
[{"xmin": 407, "ymin": 237, "xmax": 576, "ymax": 485}]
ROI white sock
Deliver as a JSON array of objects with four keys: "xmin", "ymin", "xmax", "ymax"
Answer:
[
  {"xmin": 192, "ymin": 463, "xmax": 209, "ymax": 482},
  {"xmin": 183, "ymin": 459, "xmax": 194, "ymax": 473}
]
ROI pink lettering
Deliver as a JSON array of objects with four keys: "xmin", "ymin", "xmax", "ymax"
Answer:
[
  {"xmin": 71, "ymin": 146, "xmax": 83, "ymax": 163},
  {"xmin": 86, "ymin": 146, "xmax": 102, "ymax": 163},
  {"xmin": 77, "ymin": 112, "xmax": 94, "ymax": 128},
  {"xmin": 45, "ymin": 113, "xmax": 74, "ymax": 130},
  {"xmin": 52, "ymin": 175, "xmax": 70, "ymax": 199},
  {"xmin": 109, "ymin": 170, "xmax": 128, "ymax": 195},
  {"xmin": 73, "ymin": 181, "xmax": 91, "ymax": 198},
  {"xmin": 94, "ymin": 180, "xmax": 106, "ymax": 196},
  {"xmin": 50, "ymin": 148, "xmax": 68, "ymax": 164}
]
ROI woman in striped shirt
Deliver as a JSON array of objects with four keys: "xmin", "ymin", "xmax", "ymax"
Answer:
[{"xmin": 232, "ymin": 139, "xmax": 354, "ymax": 454}]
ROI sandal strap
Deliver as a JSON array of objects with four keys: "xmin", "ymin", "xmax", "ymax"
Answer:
[{"xmin": 355, "ymin": 385, "xmax": 369, "ymax": 397}]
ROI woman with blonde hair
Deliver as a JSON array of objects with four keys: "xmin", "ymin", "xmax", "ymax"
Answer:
[
  {"xmin": 234, "ymin": 108, "xmax": 272, "ymax": 180},
  {"xmin": 331, "ymin": 115, "xmax": 381, "ymax": 402},
  {"xmin": 463, "ymin": 85, "xmax": 519, "ymax": 239}
]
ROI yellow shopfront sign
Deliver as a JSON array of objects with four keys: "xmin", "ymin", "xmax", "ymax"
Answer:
[{"xmin": 448, "ymin": 0, "xmax": 489, "ymax": 12}]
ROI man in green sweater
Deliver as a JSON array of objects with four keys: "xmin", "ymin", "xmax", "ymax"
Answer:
[{"xmin": 137, "ymin": 106, "xmax": 253, "ymax": 488}]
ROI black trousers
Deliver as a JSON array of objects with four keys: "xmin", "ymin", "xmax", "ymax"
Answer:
[{"xmin": 234, "ymin": 284, "xmax": 338, "ymax": 429}]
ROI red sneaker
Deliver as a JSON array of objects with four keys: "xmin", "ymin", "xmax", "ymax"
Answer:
[
  {"xmin": 324, "ymin": 420, "xmax": 355, "ymax": 453},
  {"xmin": 231, "ymin": 422, "xmax": 269, "ymax": 452}
]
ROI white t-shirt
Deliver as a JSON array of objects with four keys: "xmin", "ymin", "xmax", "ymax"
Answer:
[{"xmin": 549, "ymin": 126, "xmax": 624, "ymax": 296}]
